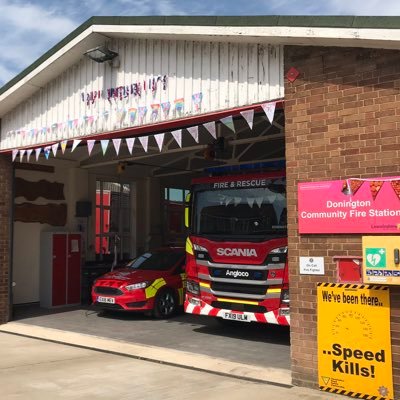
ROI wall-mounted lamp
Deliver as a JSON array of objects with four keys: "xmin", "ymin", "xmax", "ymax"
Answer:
[{"xmin": 84, "ymin": 45, "xmax": 119, "ymax": 66}]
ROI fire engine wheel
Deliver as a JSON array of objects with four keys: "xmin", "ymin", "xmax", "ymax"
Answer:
[{"xmin": 153, "ymin": 289, "xmax": 177, "ymax": 319}]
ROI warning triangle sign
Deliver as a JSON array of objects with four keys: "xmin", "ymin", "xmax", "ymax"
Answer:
[{"xmin": 321, "ymin": 376, "xmax": 330, "ymax": 385}]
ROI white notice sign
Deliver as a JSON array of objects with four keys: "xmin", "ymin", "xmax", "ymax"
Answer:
[{"xmin": 300, "ymin": 257, "xmax": 324, "ymax": 275}]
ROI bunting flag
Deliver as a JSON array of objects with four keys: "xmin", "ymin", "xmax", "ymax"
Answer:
[
  {"xmin": 128, "ymin": 108, "xmax": 137, "ymax": 125},
  {"xmin": 139, "ymin": 136, "xmax": 148, "ymax": 152},
  {"xmin": 220, "ymin": 116, "xmax": 235, "ymax": 132},
  {"xmin": 87, "ymin": 140, "xmax": 95, "ymax": 156},
  {"xmin": 112, "ymin": 138, "xmax": 122, "ymax": 156},
  {"xmin": 71, "ymin": 139, "xmax": 81, "ymax": 152},
  {"xmin": 187, "ymin": 126, "xmax": 199, "ymax": 143},
  {"xmin": 247, "ymin": 197, "xmax": 255, "ymax": 208},
  {"xmin": 255, "ymin": 197, "xmax": 264, "ymax": 208},
  {"xmin": 203, "ymin": 121, "xmax": 216, "ymax": 139},
  {"xmin": 51, "ymin": 143, "xmax": 59, "ymax": 157},
  {"xmin": 61, "ymin": 140, "xmax": 68, "ymax": 154},
  {"xmin": 174, "ymin": 98, "xmax": 184, "ymax": 115},
  {"xmin": 19, "ymin": 149, "xmax": 26, "ymax": 162},
  {"xmin": 44, "ymin": 146, "xmax": 51, "ymax": 160},
  {"xmin": 192, "ymin": 92, "xmax": 203, "ymax": 112},
  {"xmin": 234, "ymin": 197, "xmax": 241, "ymax": 206},
  {"xmin": 12, "ymin": 149, "xmax": 18, "ymax": 162},
  {"xmin": 150, "ymin": 104, "xmax": 160, "ymax": 122},
  {"xmin": 240, "ymin": 109, "xmax": 255, "ymax": 130},
  {"xmin": 126, "ymin": 137, "xmax": 135, "ymax": 155},
  {"xmin": 117, "ymin": 108, "xmax": 127, "ymax": 125},
  {"xmin": 369, "ymin": 181, "xmax": 384, "ymax": 201},
  {"xmin": 138, "ymin": 106, "xmax": 147, "ymax": 125},
  {"xmin": 154, "ymin": 133, "xmax": 165, "ymax": 152},
  {"xmin": 171, "ymin": 129, "xmax": 182, "ymax": 148},
  {"xmin": 35, "ymin": 148, "xmax": 42, "ymax": 161},
  {"xmin": 100, "ymin": 140, "xmax": 109, "ymax": 155},
  {"xmin": 26, "ymin": 149, "xmax": 33, "ymax": 162},
  {"xmin": 273, "ymin": 194, "xmax": 286, "ymax": 223},
  {"xmin": 161, "ymin": 102, "xmax": 171, "ymax": 118},
  {"xmin": 261, "ymin": 101, "xmax": 276, "ymax": 124}
]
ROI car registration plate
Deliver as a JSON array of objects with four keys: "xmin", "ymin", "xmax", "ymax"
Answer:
[
  {"xmin": 97, "ymin": 296, "xmax": 115, "ymax": 304},
  {"xmin": 222, "ymin": 312, "xmax": 250, "ymax": 322}
]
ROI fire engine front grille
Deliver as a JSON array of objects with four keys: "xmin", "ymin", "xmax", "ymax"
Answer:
[
  {"xmin": 212, "ymin": 301, "xmax": 266, "ymax": 313},
  {"xmin": 210, "ymin": 281, "xmax": 267, "ymax": 296},
  {"xmin": 94, "ymin": 286, "xmax": 124, "ymax": 296}
]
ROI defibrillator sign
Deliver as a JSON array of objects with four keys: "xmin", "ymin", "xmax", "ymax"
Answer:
[{"xmin": 318, "ymin": 283, "xmax": 393, "ymax": 399}]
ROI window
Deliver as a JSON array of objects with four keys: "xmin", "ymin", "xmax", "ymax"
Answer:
[
  {"xmin": 163, "ymin": 187, "xmax": 188, "ymax": 244},
  {"xmin": 95, "ymin": 181, "xmax": 131, "ymax": 261}
]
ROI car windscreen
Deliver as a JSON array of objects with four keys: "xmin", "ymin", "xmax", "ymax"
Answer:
[
  {"xmin": 127, "ymin": 251, "xmax": 184, "ymax": 271},
  {"xmin": 193, "ymin": 186, "xmax": 287, "ymax": 237}
]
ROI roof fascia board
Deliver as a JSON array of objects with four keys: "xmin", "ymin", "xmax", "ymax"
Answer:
[{"xmin": 0, "ymin": 26, "xmax": 94, "ymax": 103}]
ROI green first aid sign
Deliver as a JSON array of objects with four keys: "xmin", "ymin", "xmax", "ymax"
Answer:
[{"xmin": 365, "ymin": 248, "xmax": 386, "ymax": 268}]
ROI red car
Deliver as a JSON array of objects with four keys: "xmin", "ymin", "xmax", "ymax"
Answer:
[{"xmin": 92, "ymin": 247, "xmax": 186, "ymax": 318}]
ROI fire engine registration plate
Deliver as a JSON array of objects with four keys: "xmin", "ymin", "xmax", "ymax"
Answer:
[
  {"xmin": 222, "ymin": 312, "xmax": 250, "ymax": 322},
  {"xmin": 97, "ymin": 296, "xmax": 115, "ymax": 304}
]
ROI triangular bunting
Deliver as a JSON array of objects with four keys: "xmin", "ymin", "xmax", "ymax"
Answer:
[
  {"xmin": 35, "ymin": 148, "xmax": 42, "ymax": 161},
  {"xmin": 203, "ymin": 121, "xmax": 216, "ymax": 139},
  {"xmin": 255, "ymin": 197, "xmax": 264, "ymax": 208},
  {"xmin": 26, "ymin": 149, "xmax": 33, "ymax": 162},
  {"xmin": 139, "ymin": 136, "xmax": 148, "ymax": 152},
  {"xmin": 187, "ymin": 126, "xmax": 199, "ymax": 143},
  {"xmin": 112, "ymin": 138, "xmax": 122, "ymax": 156},
  {"xmin": 261, "ymin": 101, "xmax": 276, "ymax": 124},
  {"xmin": 240, "ymin": 109, "xmax": 255, "ymax": 130},
  {"xmin": 87, "ymin": 140, "xmax": 95, "ymax": 156},
  {"xmin": 61, "ymin": 140, "xmax": 68, "ymax": 154},
  {"xmin": 44, "ymin": 146, "xmax": 51, "ymax": 160},
  {"xmin": 154, "ymin": 133, "xmax": 165, "ymax": 152},
  {"xmin": 126, "ymin": 138, "xmax": 135, "ymax": 155},
  {"xmin": 234, "ymin": 197, "xmax": 241, "ymax": 206},
  {"xmin": 19, "ymin": 149, "xmax": 26, "ymax": 162},
  {"xmin": 369, "ymin": 181, "xmax": 384, "ymax": 201},
  {"xmin": 220, "ymin": 116, "xmax": 235, "ymax": 132},
  {"xmin": 51, "ymin": 143, "xmax": 59, "ymax": 157},
  {"xmin": 171, "ymin": 129, "xmax": 182, "ymax": 148},
  {"xmin": 247, "ymin": 197, "xmax": 255, "ymax": 208},
  {"xmin": 12, "ymin": 149, "xmax": 18, "ymax": 162},
  {"xmin": 71, "ymin": 139, "xmax": 81, "ymax": 152},
  {"xmin": 100, "ymin": 140, "xmax": 109, "ymax": 155}
]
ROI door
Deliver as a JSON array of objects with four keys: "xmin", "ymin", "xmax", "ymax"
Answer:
[
  {"xmin": 67, "ymin": 234, "xmax": 81, "ymax": 304},
  {"xmin": 52, "ymin": 234, "xmax": 67, "ymax": 306}
]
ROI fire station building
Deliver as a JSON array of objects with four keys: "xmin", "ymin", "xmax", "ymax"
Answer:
[{"xmin": 1, "ymin": 16, "xmax": 400, "ymax": 398}]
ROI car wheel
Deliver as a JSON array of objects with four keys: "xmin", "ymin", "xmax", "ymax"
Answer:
[{"xmin": 153, "ymin": 289, "xmax": 177, "ymax": 319}]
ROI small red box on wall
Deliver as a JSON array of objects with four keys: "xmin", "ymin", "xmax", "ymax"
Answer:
[{"xmin": 333, "ymin": 256, "xmax": 362, "ymax": 283}]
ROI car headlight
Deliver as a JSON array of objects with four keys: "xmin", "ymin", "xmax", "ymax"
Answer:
[{"xmin": 125, "ymin": 281, "xmax": 151, "ymax": 291}]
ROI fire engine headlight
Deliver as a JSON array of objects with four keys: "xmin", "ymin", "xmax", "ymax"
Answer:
[
  {"xmin": 193, "ymin": 244, "xmax": 209, "ymax": 261},
  {"xmin": 281, "ymin": 289, "xmax": 290, "ymax": 303},
  {"xmin": 270, "ymin": 246, "xmax": 288, "ymax": 254},
  {"xmin": 125, "ymin": 281, "xmax": 151, "ymax": 291},
  {"xmin": 193, "ymin": 244, "xmax": 208, "ymax": 252},
  {"xmin": 186, "ymin": 280, "xmax": 200, "ymax": 295}
]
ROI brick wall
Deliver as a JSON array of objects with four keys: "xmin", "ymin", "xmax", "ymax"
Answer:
[
  {"xmin": 0, "ymin": 153, "xmax": 12, "ymax": 324},
  {"xmin": 285, "ymin": 46, "xmax": 400, "ymax": 396}
]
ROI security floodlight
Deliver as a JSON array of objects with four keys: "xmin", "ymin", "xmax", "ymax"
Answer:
[{"xmin": 84, "ymin": 45, "xmax": 119, "ymax": 63}]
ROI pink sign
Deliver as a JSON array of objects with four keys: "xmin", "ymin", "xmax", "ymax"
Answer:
[{"xmin": 298, "ymin": 177, "xmax": 400, "ymax": 234}]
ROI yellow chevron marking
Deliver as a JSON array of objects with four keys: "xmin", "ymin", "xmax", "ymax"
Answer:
[
  {"xmin": 185, "ymin": 237, "xmax": 194, "ymax": 255},
  {"xmin": 267, "ymin": 288, "xmax": 282, "ymax": 294},
  {"xmin": 145, "ymin": 278, "xmax": 166, "ymax": 299}
]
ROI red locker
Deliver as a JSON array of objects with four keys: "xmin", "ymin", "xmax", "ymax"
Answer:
[{"xmin": 40, "ymin": 232, "xmax": 82, "ymax": 307}]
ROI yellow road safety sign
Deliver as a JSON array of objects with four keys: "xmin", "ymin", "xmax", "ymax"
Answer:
[{"xmin": 318, "ymin": 283, "xmax": 393, "ymax": 400}]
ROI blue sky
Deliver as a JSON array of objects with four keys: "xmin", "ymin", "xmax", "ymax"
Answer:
[{"xmin": 1, "ymin": 0, "xmax": 400, "ymax": 88}]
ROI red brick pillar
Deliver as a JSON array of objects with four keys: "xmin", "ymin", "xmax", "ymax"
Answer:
[
  {"xmin": 285, "ymin": 45, "xmax": 400, "ymax": 395},
  {"xmin": 0, "ymin": 153, "xmax": 12, "ymax": 324}
]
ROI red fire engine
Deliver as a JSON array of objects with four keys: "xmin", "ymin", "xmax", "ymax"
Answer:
[{"xmin": 184, "ymin": 171, "xmax": 289, "ymax": 325}]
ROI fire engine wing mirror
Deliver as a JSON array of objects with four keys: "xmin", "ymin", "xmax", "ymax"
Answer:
[{"xmin": 184, "ymin": 192, "xmax": 191, "ymax": 228}]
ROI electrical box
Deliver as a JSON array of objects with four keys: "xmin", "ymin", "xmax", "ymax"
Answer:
[
  {"xmin": 334, "ymin": 256, "xmax": 362, "ymax": 283},
  {"xmin": 362, "ymin": 235, "xmax": 400, "ymax": 285}
]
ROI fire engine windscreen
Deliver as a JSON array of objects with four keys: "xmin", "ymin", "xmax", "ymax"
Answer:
[{"xmin": 193, "ymin": 184, "xmax": 287, "ymax": 237}]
